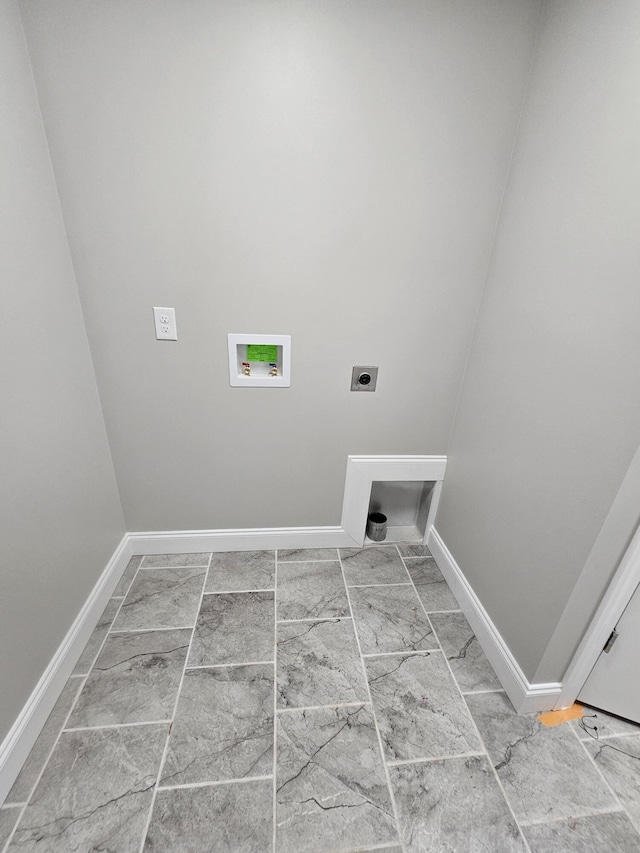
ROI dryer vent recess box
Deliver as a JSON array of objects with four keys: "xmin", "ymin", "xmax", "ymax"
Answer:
[{"xmin": 227, "ymin": 334, "xmax": 291, "ymax": 387}]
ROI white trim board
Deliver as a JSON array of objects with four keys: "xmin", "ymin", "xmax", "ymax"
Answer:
[
  {"xmin": 341, "ymin": 455, "xmax": 447, "ymax": 546},
  {"xmin": 427, "ymin": 528, "xmax": 562, "ymax": 713},
  {"xmin": 0, "ymin": 535, "xmax": 132, "ymax": 804},
  {"xmin": 128, "ymin": 525, "xmax": 359, "ymax": 554}
]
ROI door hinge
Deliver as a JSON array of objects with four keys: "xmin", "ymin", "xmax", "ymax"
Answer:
[{"xmin": 603, "ymin": 629, "xmax": 619, "ymax": 654}]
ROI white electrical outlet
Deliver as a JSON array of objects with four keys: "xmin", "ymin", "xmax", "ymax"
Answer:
[{"xmin": 153, "ymin": 307, "xmax": 177, "ymax": 341}]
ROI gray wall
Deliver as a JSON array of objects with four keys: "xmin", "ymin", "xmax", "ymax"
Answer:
[
  {"xmin": 437, "ymin": 0, "xmax": 640, "ymax": 682},
  {"xmin": 0, "ymin": 0, "xmax": 125, "ymax": 743},
  {"xmin": 20, "ymin": 0, "xmax": 542, "ymax": 532},
  {"xmin": 9, "ymin": 0, "xmax": 633, "ymax": 747}
]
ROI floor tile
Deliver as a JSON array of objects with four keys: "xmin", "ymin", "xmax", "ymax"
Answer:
[
  {"xmin": 277, "ymin": 561, "xmax": 349, "ymax": 621},
  {"xmin": 112, "ymin": 567, "xmax": 205, "ymax": 631},
  {"xmin": 350, "ymin": 585, "xmax": 436, "ymax": 655},
  {"xmin": 68, "ymin": 629, "xmax": 190, "ymax": 727},
  {"xmin": 278, "ymin": 548, "xmax": 339, "ymax": 562},
  {"xmin": 572, "ymin": 704, "xmax": 640, "ymax": 740},
  {"xmin": 405, "ymin": 558, "xmax": 459, "ymax": 611},
  {"xmin": 11, "ymin": 541, "xmax": 640, "ymax": 853},
  {"xmin": 276, "ymin": 704, "xmax": 398, "ymax": 853},
  {"xmin": 144, "ymin": 780, "xmax": 273, "ymax": 852},
  {"xmin": 523, "ymin": 811, "xmax": 640, "ymax": 852},
  {"xmin": 390, "ymin": 756, "xmax": 526, "ymax": 852},
  {"xmin": 189, "ymin": 592, "xmax": 274, "ymax": 666},
  {"xmin": 9, "ymin": 724, "xmax": 167, "ymax": 853},
  {"xmin": 365, "ymin": 652, "xmax": 481, "ymax": 762},
  {"xmin": 113, "ymin": 555, "xmax": 143, "ymax": 597},
  {"xmin": 277, "ymin": 619, "xmax": 368, "ymax": 709},
  {"xmin": 584, "ymin": 734, "xmax": 640, "ymax": 832},
  {"xmin": 0, "ymin": 809, "xmax": 21, "ymax": 849},
  {"xmin": 141, "ymin": 552, "xmax": 210, "ymax": 568},
  {"xmin": 73, "ymin": 598, "xmax": 122, "ymax": 675},
  {"xmin": 340, "ymin": 547, "xmax": 409, "ymax": 586},
  {"xmin": 396, "ymin": 543, "xmax": 432, "ymax": 558},
  {"xmin": 429, "ymin": 611, "xmax": 501, "ymax": 693},
  {"xmin": 467, "ymin": 691, "xmax": 619, "ymax": 823},
  {"xmin": 205, "ymin": 550, "xmax": 275, "ymax": 592},
  {"xmin": 161, "ymin": 663, "xmax": 274, "ymax": 786},
  {"xmin": 5, "ymin": 678, "xmax": 83, "ymax": 804}
]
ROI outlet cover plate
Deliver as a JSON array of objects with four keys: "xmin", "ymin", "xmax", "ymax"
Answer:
[
  {"xmin": 153, "ymin": 307, "xmax": 177, "ymax": 340},
  {"xmin": 351, "ymin": 366, "xmax": 378, "ymax": 392}
]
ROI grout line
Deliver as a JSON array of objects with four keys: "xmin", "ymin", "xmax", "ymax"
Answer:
[
  {"xmin": 577, "ymin": 730, "xmax": 640, "ymax": 741},
  {"xmin": 139, "ymin": 559, "xmax": 211, "ymax": 569},
  {"xmin": 347, "ymin": 582, "xmax": 413, "ymax": 589},
  {"xmin": 568, "ymin": 716, "xmax": 627, "ymax": 815},
  {"xmin": 109, "ymin": 626, "xmax": 195, "ymax": 634},
  {"xmin": 337, "ymin": 846, "xmax": 404, "ymax": 853},
  {"xmin": 273, "ymin": 551, "xmax": 279, "ymax": 852},
  {"xmin": 72, "ymin": 583, "xmax": 133, "ymax": 676},
  {"xmin": 397, "ymin": 551, "xmax": 534, "ymax": 853},
  {"xmin": 462, "ymin": 722, "xmax": 532, "ymax": 853},
  {"xmin": 418, "ymin": 608, "xmax": 463, "ymax": 615},
  {"xmin": 361, "ymin": 649, "xmax": 439, "ymax": 659},
  {"xmin": 276, "ymin": 549, "xmax": 339, "ymax": 558},
  {"xmin": 199, "ymin": 590, "xmax": 275, "ymax": 600},
  {"xmin": 137, "ymin": 565, "xmax": 210, "ymax": 571},
  {"xmin": 0, "ymin": 814, "xmax": 20, "ymax": 853},
  {"xmin": 518, "ymin": 805, "xmax": 627, "ymax": 829},
  {"xmin": 276, "ymin": 616, "xmax": 348, "ymax": 625},
  {"xmin": 393, "ymin": 544, "xmax": 433, "ymax": 558},
  {"xmin": 336, "ymin": 551, "xmax": 408, "ymax": 853},
  {"xmin": 105, "ymin": 625, "xmax": 194, "ymax": 637},
  {"xmin": 185, "ymin": 660, "xmax": 274, "ymax": 671},
  {"xmin": 0, "ymin": 803, "xmax": 26, "ymax": 809},
  {"xmin": 137, "ymin": 552, "xmax": 212, "ymax": 853},
  {"xmin": 1, "ymin": 674, "xmax": 87, "ymax": 852},
  {"xmin": 276, "ymin": 701, "xmax": 368, "ymax": 715},
  {"xmin": 63, "ymin": 720, "xmax": 169, "ymax": 733},
  {"xmin": 201, "ymin": 587, "xmax": 275, "ymax": 595},
  {"xmin": 461, "ymin": 688, "xmax": 505, "ymax": 696},
  {"xmin": 157, "ymin": 775, "xmax": 274, "ymax": 793},
  {"xmin": 457, "ymin": 708, "xmax": 531, "ymax": 851},
  {"xmin": 387, "ymin": 751, "xmax": 486, "ymax": 767},
  {"xmin": 116, "ymin": 558, "xmax": 144, "ymax": 598},
  {"xmin": 277, "ymin": 559, "xmax": 339, "ymax": 563},
  {"xmin": 275, "ymin": 615, "xmax": 350, "ymax": 624},
  {"xmin": 400, "ymin": 555, "xmax": 437, "ymax": 561}
]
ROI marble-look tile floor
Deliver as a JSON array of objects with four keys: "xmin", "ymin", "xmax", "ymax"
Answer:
[{"xmin": 3, "ymin": 545, "xmax": 640, "ymax": 852}]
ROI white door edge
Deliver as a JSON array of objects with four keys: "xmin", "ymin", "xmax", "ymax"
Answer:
[{"xmin": 556, "ymin": 519, "xmax": 640, "ymax": 709}]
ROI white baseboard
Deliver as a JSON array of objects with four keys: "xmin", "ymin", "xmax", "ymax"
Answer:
[
  {"xmin": 427, "ymin": 528, "xmax": 562, "ymax": 714},
  {"xmin": 0, "ymin": 535, "xmax": 132, "ymax": 804},
  {"xmin": 128, "ymin": 525, "xmax": 359, "ymax": 554}
]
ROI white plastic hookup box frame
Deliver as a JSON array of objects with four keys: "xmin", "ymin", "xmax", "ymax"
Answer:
[{"xmin": 227, "ymin": 333, "xmax": 291, "ymax": 387}]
